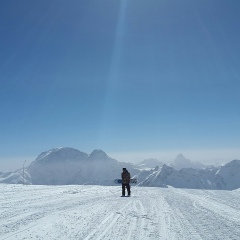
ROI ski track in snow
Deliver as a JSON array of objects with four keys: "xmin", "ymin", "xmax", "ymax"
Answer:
[{"xmin": 0, "ymin": 185, "xmax": 240, "ymax": 240}]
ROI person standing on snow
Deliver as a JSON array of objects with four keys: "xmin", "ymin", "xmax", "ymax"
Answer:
[{"xmin": 121, "ymin": 168, "xmax": 131, "ymax": 196}]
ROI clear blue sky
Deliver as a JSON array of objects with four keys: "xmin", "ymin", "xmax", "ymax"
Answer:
[{"xmin": 1, "ymin": 0, "xmax": 240, "ymax": 170}]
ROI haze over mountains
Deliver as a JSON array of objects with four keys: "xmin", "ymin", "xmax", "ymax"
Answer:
[
  {"xmin": 27, "ymin": 148, "xmax": 138, "ymax": 185},
  {"xmin": 0, "ymin": 147, "xmax": 240, "ymax": 190}
]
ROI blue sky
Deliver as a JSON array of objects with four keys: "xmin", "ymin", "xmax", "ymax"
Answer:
[{"xmin": 1, "ymin": 0, "xmax": 240, "ymax": 170}]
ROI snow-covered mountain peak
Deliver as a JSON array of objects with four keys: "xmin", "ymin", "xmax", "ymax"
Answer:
[
  {"xmin": 35, "ymin": 148, "xmax": 58, "ymax": 162},
  {"xmin": 215, "ymin": 159, "xmax": 240, "ymax": 190},
  {"xmin": 23, "ymin": 147, "xmax": 137, "ymax": 185},
  {"xmin": 137, "ymin": 158, "xmax": 163, "ymax": 169},
  {"xmin": 138, "ymin": 164, "xmax": 174, "ymax": 187},
  {"xmin": 32, "ymin": 147, "xmax": 89, "ymax": 165},
  {"xmin": 224, "ymin": 159, "xmax": 240, "ymax": 167},
  {"xmin": 88, "ymin": 149, "xmax": 112, "ymax": 161},
  {"xmin": 176, "ymin": 153, "xmax": 184, "ymax": 158},
  {"xmin": 174, "ymin": 153, "xmax": 191, "ymax": 163},
  {"xmin": 169, "ymin": 153, "xmax": 205, "ymax": 170}
]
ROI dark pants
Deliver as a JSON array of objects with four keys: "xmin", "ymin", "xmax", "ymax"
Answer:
[{"xmin": 122, "ymin": 183, "xmax": 131, "ymax": 196}]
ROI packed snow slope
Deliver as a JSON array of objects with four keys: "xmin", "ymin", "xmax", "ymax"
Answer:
[{"xmin": 1, "ymin": 184, "xmax": 240, "ymax": 240}]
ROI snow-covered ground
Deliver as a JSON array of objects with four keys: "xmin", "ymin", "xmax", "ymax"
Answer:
[{"xmin": 1, "ymin": 184, "xmax": 240, "ymax": 240}]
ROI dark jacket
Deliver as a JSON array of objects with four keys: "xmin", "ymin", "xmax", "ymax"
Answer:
[{"xmin": 121, "ymin": 169, "xmax": 131, "ymax": 184}]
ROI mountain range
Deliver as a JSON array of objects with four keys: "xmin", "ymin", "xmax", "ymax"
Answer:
[
  {"xmin": 168, "ymin": 153, "xmax": 206, "ymax": 170},
  {"xmin": 0, "ymin": 147, "xmax": 240, "ymax": 190}
]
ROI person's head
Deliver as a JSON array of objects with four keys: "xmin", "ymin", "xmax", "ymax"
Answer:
[{"xmin": 123, "ymin": 168, "xmax": 127, "ymax": 172}]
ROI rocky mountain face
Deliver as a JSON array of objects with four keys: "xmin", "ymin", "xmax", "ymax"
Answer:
[
  {"xmin": 214, "ymin": 160, "xmax": 240, "ymax": 190},
  {"xmin": 137, "ymin": 160, "xmax": 240, "ymax": 190}
]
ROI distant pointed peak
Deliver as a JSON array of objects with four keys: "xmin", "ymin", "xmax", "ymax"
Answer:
[
  {"xmin": 91, "ymin": 149, "xmax": 105, "ymax": 153},
  {"xmin": 174, "ymin": 153, "xmax": 191, "ymax": 162},
  {"xmin": 176, "ymin": 153, "xmax": 185, "ymax": 158},
  {"xmin": 89, "ymin": 149, "xmax": 112, "ymax": 161},
  {"xmin": 90, "ymin": 149, "xmax": 107, "ymax": 156}
]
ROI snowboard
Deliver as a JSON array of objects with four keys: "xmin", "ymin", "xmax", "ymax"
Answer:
[{"xmin": 114, "ymin": 179, "xmax": 137, "ymax": 184}]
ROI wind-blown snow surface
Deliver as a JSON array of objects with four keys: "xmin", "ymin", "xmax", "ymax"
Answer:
[{"xmin": 1, "ymin": 185, "xmax": 240, "ymax": 240}]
